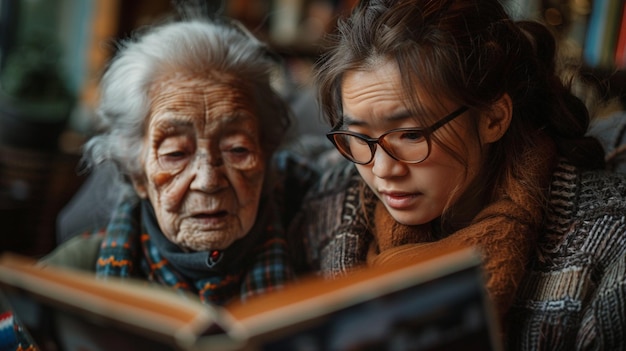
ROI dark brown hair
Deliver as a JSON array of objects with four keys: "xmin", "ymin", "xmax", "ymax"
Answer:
[{"xmin": 315, "ymin": 0, "xmax": 605, "ymax": 196}]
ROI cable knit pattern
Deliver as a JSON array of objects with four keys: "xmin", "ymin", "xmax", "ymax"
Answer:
[
  {"xmin": 296, "ymin": 161, "xmax": 374, "ymax": 277},
  {"xmin": 299, "ymin": 160, "xmax": 626, "ymax": 350},
  {"xmin": 508, "ymin": 163, "xmax": 626, "ymax": 350}
]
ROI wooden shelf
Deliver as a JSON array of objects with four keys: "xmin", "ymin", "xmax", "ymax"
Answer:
[{"xmin": 0, "ymin": 145, "xmax": 85, "ymax": 257}]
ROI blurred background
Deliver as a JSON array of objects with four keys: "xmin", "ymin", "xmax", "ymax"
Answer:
[{"xmin": 0, "ymin": 0, "xmax": 624, "ymax": 257}]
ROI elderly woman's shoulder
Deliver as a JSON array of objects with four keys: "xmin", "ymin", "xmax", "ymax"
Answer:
[{"xmin": 39, "ymin": 231, "xmax": 105, "ymax": 271}]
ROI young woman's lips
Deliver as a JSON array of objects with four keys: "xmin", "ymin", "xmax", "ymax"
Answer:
[{"xmin": 380, "ymin": 191, "xmax": 420, "ymax": 210}]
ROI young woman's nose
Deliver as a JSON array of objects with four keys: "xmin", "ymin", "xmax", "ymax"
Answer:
[{"xmin": 371, "ymin": 145, "xmax": 408, "ymax": 178}]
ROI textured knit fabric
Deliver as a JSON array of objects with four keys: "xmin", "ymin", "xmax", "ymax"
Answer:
[{"xmin": 295, "ymin": 159, "xmax": 626, "ymax": 350}]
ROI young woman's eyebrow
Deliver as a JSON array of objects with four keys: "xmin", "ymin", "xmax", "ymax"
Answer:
[
  {"xmin": 341, "ymin": 110, "xmax": 414, "ymax": 127},
  {"xmin": 340, "ymin": 114, "xmax": 365, "ymax": 127}
]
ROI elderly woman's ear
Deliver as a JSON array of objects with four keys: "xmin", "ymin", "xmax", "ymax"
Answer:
[
  {"xmin": 131, "ymin": 174, "xmax": 148, "ymax": 198},
  {"xmin": 130, "ymin": 144, "xmax": 149, "ymax": 198}
]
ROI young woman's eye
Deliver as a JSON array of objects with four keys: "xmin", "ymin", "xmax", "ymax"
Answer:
[
  {"xmin": 399, "ymin": 130, "xmax": 425, "ymax": 142},
  {"xmin": 352, "ymin": 136, "xmax": 369, "ymax": 145}
]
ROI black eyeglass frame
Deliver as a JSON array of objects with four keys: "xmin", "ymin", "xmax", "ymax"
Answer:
[{"xmin": 326, "ymin": 105, "xmax": 469, "ymax": 165}]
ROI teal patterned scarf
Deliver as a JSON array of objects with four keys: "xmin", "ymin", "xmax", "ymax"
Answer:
[{"xmin": 95, "ymin": 197, "xmax": 294, "ymax": 305}]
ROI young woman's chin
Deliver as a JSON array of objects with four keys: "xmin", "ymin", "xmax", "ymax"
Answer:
[{"xmin": 384, "ymin": 204, "xmax": 438, "ymax": 226}]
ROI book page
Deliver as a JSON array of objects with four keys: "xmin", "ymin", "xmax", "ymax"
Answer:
[
  {"xmin": 0, "ymin": 253, "xmax": 219, "ymax": 350},
  {"xmin": 218, "ymin": 247, "xmax": 502, "ymax": 351}
]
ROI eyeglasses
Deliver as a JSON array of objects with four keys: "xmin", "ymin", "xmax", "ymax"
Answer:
[{"xmin": 326, "ymin": 106, "xmax": 468, "ymax": 165}]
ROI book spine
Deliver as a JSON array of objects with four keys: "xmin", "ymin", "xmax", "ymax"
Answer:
[
  {"xmin": 584, "ymin": 0, "xmax": 623, "ymax": 69},
  {"xmin": 615, "ymin": 2, "xmax": 626, "ymax": 69}
]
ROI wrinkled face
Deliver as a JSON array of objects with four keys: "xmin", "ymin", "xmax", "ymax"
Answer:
[
  {"xmin": 340, "ymin": 60, "xmax": 483, "ymax": 226},
  {"xmin": 133, "ymin": 74, "xmax": 266, "ymax": 251}
]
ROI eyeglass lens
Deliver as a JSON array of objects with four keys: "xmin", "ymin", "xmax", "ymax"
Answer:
[{"xmin": 332, "ymin": 129, "xmax": 429, "ymax": 164}]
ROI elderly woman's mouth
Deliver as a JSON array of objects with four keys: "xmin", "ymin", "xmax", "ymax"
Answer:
[
  {"xmin": 192, "ymin": 211, "xmax": 228, "ymax": 219},
  {"xmin": 188, "ymin": 211, "xmax": 230, "ymax": 228}
]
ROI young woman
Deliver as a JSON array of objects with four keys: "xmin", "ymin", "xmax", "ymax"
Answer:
[{"xmin": 297, "ymin": 0, "xmax": 626, "ymax": 349}]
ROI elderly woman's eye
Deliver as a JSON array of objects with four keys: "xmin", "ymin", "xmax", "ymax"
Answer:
[
  {"xmin": 224, "ymin": 146, "xmax": 252, "ymax": 162},
  {"xmin": 230, "ymin": 146, "xmax": 250, "ymax": 154},
  {"xmin": 162, "ymin": 150, "xmax": 187, "ymax": 159},
  {"xmin": 158, "ymin": 149, "xmax": 191, "ymax": 169},
  {"xmin": 157, "ymin": 136, "xmax": 193, "ymax": 169},
  {"xmin": 221, "ymin": 134, "xmax": 259, "ymax": 168},
  {"xmin": 222, "ymin": 145, "xmax": 258, "ymax": 168}
]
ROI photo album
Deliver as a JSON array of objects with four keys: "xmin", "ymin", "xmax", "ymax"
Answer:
[{"xmin": 0, "ymin": 246, "xmax": 502, "ymax": 351}]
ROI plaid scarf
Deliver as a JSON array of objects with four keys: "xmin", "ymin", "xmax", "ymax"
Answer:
[{"xmin": 95, "ymin": 196, "xmax": 294, "ymax": 306}]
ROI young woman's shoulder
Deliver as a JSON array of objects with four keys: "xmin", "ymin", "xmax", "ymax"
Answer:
[
  {"xmin": 289, "ymin": 159, "xmax": 373, "ymax": 275},
  {"xmin": 543, "ymin": 160, "xmax": 626, "ymax": 265},
  {"xmin": 510, "ymin": 161, "xmax": 626, "ymax": 350},
  {"xmin": 549, "ymin": 161, "xmax": 626, "ymax": 217}
]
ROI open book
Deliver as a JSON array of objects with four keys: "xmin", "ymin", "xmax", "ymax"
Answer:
[{"xmin": 0, "ymin": 246, "xmax": 502, "ymax": 351}]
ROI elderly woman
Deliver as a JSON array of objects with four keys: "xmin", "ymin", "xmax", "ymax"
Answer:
[
  {"xmin": 1, "ymin": 14, "xmax": 323, "ymax": 350},
  {"xmin": 43, "ymin": 16, "xmax": 320, "ymax": 303}
]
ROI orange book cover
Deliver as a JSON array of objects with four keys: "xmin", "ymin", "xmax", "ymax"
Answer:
[{"xmin": 0, "ymin": 246, "xmax": 501, "ymax": 351}]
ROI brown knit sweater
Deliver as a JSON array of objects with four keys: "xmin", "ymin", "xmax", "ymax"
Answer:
[{"xmin": 294, "ymin": 159, "xmax": 626, "ymax": 350}]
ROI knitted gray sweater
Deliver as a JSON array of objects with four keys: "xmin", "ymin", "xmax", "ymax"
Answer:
[{"xmin": 295, "ymin": 160, "xmax": 626, "ymax": 350}]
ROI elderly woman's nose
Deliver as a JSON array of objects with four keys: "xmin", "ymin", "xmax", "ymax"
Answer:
[{"xmin": 190, "ymin": 153, "xmax": 225, "ymax": 192}]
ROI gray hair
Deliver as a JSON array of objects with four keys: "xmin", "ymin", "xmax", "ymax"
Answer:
[{"xmin": 83, "ymin": 18, "xmax": 291, "ymax": 200}]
